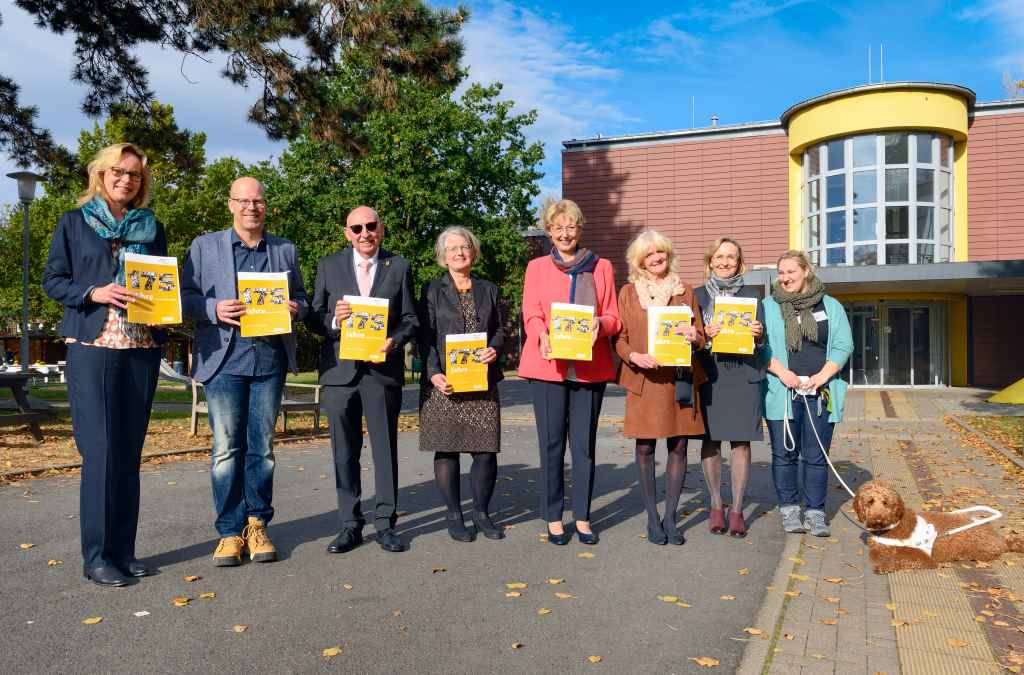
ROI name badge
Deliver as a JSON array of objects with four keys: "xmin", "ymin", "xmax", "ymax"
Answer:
[{"xmin": 812, "ymin": 310, "xmax": 828, "ymax": 322}]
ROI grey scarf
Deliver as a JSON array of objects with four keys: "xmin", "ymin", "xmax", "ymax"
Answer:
[
  {"xmin": 771, "ymin": 276, "xmax": 826, "ymax": 352},
  {"xmin": 703, "ymin": 273, "xmax": 744, "ymax": 325}
]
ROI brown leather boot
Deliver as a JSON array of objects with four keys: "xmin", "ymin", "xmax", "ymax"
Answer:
[
  {"xmin": 242, "ymin": 517, "xmax": 277, "ymax": 562},
  {"xmin": 213, "ymin": 536, "xmax": 245, "ymax": 567}
]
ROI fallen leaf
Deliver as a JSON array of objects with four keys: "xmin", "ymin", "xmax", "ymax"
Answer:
[
  {"xmin": 784, "ymin": 590, "xmax": 801, "ymax": 598},
  {"xmin": 167, "ymin": 481, "xmax": 176, "ymax": 486},
  {"xmin": 675, "ymin": 602, "xmax": 692, "ymax": 608},
  {"xmin": 82, "ymin": 616, "xmax": 103, "ymax": 625},
  {"xmin": 738, "ymin": 568, "xmax": 750, "ymax": 575},
  {"xmin": 577, "ymin": 552, "xmax": 595, "ymax": 559},
  {"xmin": 554, "ymin": 592, "xmax": 574, "ymax": 599},
  {"xmin": 19, "ymin": 543, "xmax": 34, "ymax": 550},
  {"xmin": 133, "ymin": 611, "xmax": 150, "ymax": 617},
  {"xmin": 743, "ymin": 627, "xmax": 764, "ymax": 636},
  {"xmin": 976, "ymin": 615, "xmax": 987, "ymax": 623},
  {"xmin": 824, "ymin": 596, "xmax": 840, "ymax": 604},
  {"xmin": 171, "ymin": 597, "xmax": 191, "ymax": 607},
  {"xmin": 199, "ymin": 592, "xmax": 216, "ymax": 599},
  {"xmin": 392, "ymin": 609, "xmax": 402, "ymax": 617},
  {"xmin": 790, "ymin": 573, "xmax": 811, "ymax": 581},
  {"xmin": 822, "ymin": 619, "xmax": 838, "ymax": 625},
  {"xmin": 587, "ymin": 655, "xmax": 603, "ymax": 663},
  {"xmin": 783, "ymin": 633, "xmax": 794, "ymax": 640},
  {"xmin": 506, "ymin": 582, "xmax": 528, "ymax": 590},
  {"xmin": 537, "ymin": 608, "xmax": 552, "ymax": 615},
  {"xmin": 511, "ymin": 642, "xmax": 524, "ymax": 650},
  {"xmin": 823, "ymin": 577, "xmax": 844, "ymax": 584},
  {"xmin": 994, "ymin": 620, "xmax": 1010, "ymax": 627},
  {"xmin": 432, "ymin": 566, "xmax": 447, "ymax": 574},
  {"xmin": 547, "ymin": 578, "xmax": 565, "ymax": 585},
  {"xmin": 342, "ymin": 584, "xmax": 353, "ymax": 591},
  {"xmin": 788, "ymin": 557, "xmax": 806, "ymax": 565},
  {"xmin": 947, "ymin": 638, "xmax": 969, "ymax": 648},
  {"xmin": 505, "ymin": 591, "xmax": 522, "ymax": 598},
  {"xmin": 658, "ymin": 595, "xmax": 679, "ymax": 603},
  {"xmin": 47, "ymin": 559, "xmax": 63, "ymax": 566},
  {"xmin": 885, "ymin": 603, "xmax": 897, "ymax": 611},
  {"xmin": 690, "ymin": 656, "xmax": 720, "ymax": 667},
  {"xmin": 322, "ymin": 646, "xmax": 342, "ymax": 658},
  {"xmin": 232, "ymin": 625, "xmax": 248, "ymax": 633},
  {"xmin": 184, "ymin": 575, "xmax": 201, "ymax": 582},
  {"xmin": 720, "ymin": 595, "xmax": 736, "ymax": 601}
]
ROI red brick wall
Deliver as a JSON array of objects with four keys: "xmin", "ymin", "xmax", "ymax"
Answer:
[
  {"xmin": 967, "ymin": 112, "xmax": 1024, "ymax": 261},
  {"xmin": 971, "ymin": 295, "xmax": 1024, "ymax": 388},
  {"xmin": 562, "ymin": 132, "xmax": 790, "ymax": 286}
]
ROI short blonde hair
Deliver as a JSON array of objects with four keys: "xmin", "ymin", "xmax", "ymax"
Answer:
[
  {"xmin": 77, "ymin": 142, "xmax": 152, "ymax": 208},
  {"xmin": 704, "ymin": 236, "xmax": 747, "ymax": 277},
  {"xmin": 625, "ymin": 229, "xmax": 677, "ymax": 284},
  {"xmin": 434, "ymin": 226, "xmax": 481, "ymax": 267},
  {"xmin": 777, "ymin": 249, "xmax": 816, "ymax": 279},
  {"xmin": 541, "ymin": 198, "xmax": 585, "ymax": 231}
]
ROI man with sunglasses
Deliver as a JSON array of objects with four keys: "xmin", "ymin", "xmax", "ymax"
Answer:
[
  {"xmin": 309, "ymin": 205, "xmax": 419, "ymax": 554},
  {"xmin": 181, "ymin": 177, "xmax": 309, "ymax": 567}
]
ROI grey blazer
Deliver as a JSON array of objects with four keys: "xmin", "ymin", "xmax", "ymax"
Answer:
[{"xmin": 181, "ymin": 228, "xmax": 309, "ymax": 383}]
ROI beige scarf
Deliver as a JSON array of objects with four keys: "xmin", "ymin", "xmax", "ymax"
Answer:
[{"xmin": 634, "ymin": 272, "xmax": 685, "ymax": 309}]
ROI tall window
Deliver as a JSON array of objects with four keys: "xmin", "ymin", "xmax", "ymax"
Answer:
[{"xmin": 803, "ymin": 132, "xmax": 953, "ymax": 266}]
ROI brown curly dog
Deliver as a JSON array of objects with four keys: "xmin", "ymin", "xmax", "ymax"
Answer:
[{"xmin": 852, "ymin": 479, "xmax": 1024, "ymax": 574}]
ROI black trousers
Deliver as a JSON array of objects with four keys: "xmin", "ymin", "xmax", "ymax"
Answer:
[
  {"xmin": 529, "ymin": 379, "xmax": 606, "ymax": 523},
  {"xmin": 66, "ymin": 343, "xmax": 160, "ymax": 569},
  {"xmin": 322, "ymin": 370, "xmax": 401, "ymax": 530}
]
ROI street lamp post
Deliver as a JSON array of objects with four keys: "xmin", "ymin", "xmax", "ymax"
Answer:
[{"xmin": 6, "ymin": 171, "xmax": 45, "ymax": 373}]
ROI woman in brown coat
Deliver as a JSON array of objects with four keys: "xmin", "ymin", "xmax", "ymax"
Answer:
[{"xmin": 614, "ymin": 229, "xmax": 706, "ymax": 545}]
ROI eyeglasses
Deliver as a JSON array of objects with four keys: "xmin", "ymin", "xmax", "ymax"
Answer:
[
  {"xmin": 230, "ymin": 197, "xmax": 266, "ymax": 210},
  {"xmin": 551, "ymin": 226, "xmax": 579, "ymax": 235},
  {"xmin": 108, "ymin": 167, "xmax": 144, "ymax": 183},
  {"xmin": 445, "ymin": 244, "xmax": 472, "ymax": 253},
  {"xmin": 349, "ymin": 221, "xmax": 379, "ymax": 234}
]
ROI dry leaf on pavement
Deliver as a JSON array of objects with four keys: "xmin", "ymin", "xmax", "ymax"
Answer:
[
  {"xmin": 537, "ymin": 608, "xmax": 552, "ymax": 616},
  {"xmin": 588, "ymin": 656, "xmax": 603, "ymax": 663},
  {"xmin": 784, "ymin": 591, "xmax": 801, "ymax": 598},
  {"xmin": 690, "ymin": 656, "xmax": 720, "ymax": 667},
  {"xmin": 342, "ymin": 584, "xmax": 353, "ymax": 591},
  {"xmin": 432, "ymin": 567, "xmax": 447, "ymax": 574},
  {"xmin": 505, "ymin": 591, "xmax": 522, "ymax": 598},
  {"xmin": 82, "ymin": 617, "xmax": 102, "ymax": 625},
  {"xmin": 171, "ymin": 597, "xmax": 191, "ymax": 607},
  {"xmin": 743, "ymin": 628, "xmax": 763, "ymax": 636},
  {"xmin": 199, "ymin": 592, "xmax": 216, "ymax": 599},
  {"xmin": 823, "ymin": 577, "xmax": 844, "ymax": 584},
  {"xmin": 658, "ymin": 595, "xmax": 679, "ymax": 603},
  {"xmin": 720, "ymin": 595, "xmax": 736, "ymax": 601},
  {"xmin": 676, "ymin": 601, "xmax": 692, "ymax": 608},
  {"xmin": 738, "ymin": 568, "xmax": 749, "ymax": 575},
  {"xmin": 790, "ymin": 573, "xmax": 810, "ymax": 581},
  {"xmin": 506, "ymin": 582, "xmax": 528, "ymax": 590},
  {"xmin": 47, "ymin": 559, "xmax": 62, "ymax": 566},
  {"xmin": 511, "ymin": 642, "xmax": 524, "ymax": 650},
  {"xmin": 577, "ymin": 552, "xmax": 595, "ymax": 559},
  {"xmin": 554, "ymin": 592, "xmax": 574, "ymax": 599},
  {"xmin": 184, "ymin": 575, "xmax": 201, "ymax": 582},
  {"xmin": 947, "ymin": 638, "xmax": 969, "ymax": 648},
  {"xmin": 19, "ymin": 543, "xmax": 34, "ymax": 550},
  {"xmin": 232, "ymin": 625, "xmax": 248, "ymax": 633},
  {"xmin": 322, "ymin": 646, "xmax": 342, "ymax": 658},
  {"xmin": 547, "ymin": 578, "xmax": 565, "ymax": 585},
  {"xmin": 823, "ymin": 596, "xmax": 840, "ymax": 604},
  {"xmin": 822, "ymin": 619, "xmax": 838, "ymax": 625}
]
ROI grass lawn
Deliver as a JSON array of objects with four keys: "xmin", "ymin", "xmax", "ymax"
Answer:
[{"xmin": 963, "ymin": 415, "xmax": 1024, "ymax": 452}]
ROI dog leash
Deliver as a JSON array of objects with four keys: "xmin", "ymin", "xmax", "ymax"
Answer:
[{"xmin": 781, "ymin": 382, "xmax": 1001, "ymax": 538}]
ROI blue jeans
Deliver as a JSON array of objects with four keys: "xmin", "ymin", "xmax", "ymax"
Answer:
[
  {"xmin": 205, "ymin": 371, "xmax": 284, "ymax": 536},
  {"xmin": 766, "ymin": 393, "xmax": 835, "ymax": 511}
]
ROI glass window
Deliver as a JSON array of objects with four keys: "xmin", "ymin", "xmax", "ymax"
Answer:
[
  {"xmin": 808, "ymin": 215, "xmax": 819, "ymax": 248},
  {"xmin": 827, "ymin": 174, "xmax": 845, "ymax": 208},
  {"xmin": 808, "ymin": 179, "xmax": 819, "ymax": 213},
  {"xmin": 938, "ymin": 171, "xmax": 950, "ymax": 204},
  {"xmin": 827, "ymin": 211, "xmax": 846, "ymax": 244},
  {"xmin": 853, "ymin": 207, "xmax": 877, "ymax": 241},
  {"xmin": 917, "ymin": 244, "xmax": 935, "ymax": 264},
  {"xmin": 916, "ymin": 134, "xmax": 933, "ymax": 164},
  {"xmin": 885, "ymin": 168, "xmax": 909, "ymax": 201},
  {"xmin": 939, "ymin": 136, "xmax": 951, "ymax": 167},
  {"xmin": 887, "ymin": 243, "xmax": 909, "ymax": 265},
  {"xmin": 809, "ymin": 249, "xmax": 820, "ymax": 265},
  {"xmin": 852, "ymin": 171, "xmax": 876, "ymax": 204},
  {"xmin": 827, "ymin": 139, "xmax": 845, "ymax": 171},
  {"xmin": 938, "ymin": 208, "xmax": 950, "ymax": 241},
  {"xmin": 917, "ymin": 206, "xmax": 934, "ymax": 239},
  {"xmin": 826, "ymin": 246, "xmax": 846, "ymax": 266},
  {"xmin": 854, "ymin": 244, "xmax": 877, "ymax": 266},
  {"xmin": 853, "ymin": 136, "xmax": 875, "ymax": 167},
  {"xmin": 916, "ymin": 168, "xmax": 934, "ymax": 202},
  {"xmin": 885, "ymin": 133, "xmax": 908, "ymax": 164},
  {"xmin": 886, "ymin": 206, "xmax": 909, "ymax": 239},
  {"xmin": 807, "ymin": 147, "xmax": 821, "ymax": 177}
]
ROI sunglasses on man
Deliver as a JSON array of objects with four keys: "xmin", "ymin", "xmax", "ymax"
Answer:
[{"xmin": 348, "ymin": 221, "xmax": 379, "ymax": 235}]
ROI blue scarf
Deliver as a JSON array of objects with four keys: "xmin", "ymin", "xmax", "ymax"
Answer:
[{"xmin": 81, "ymin": 197, "xmax": 157, "ymax": 336}]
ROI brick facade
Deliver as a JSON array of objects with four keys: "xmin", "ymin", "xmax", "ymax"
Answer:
[{"xmin": 967, "ymin": 111, "xmax": 1024, "ymax": 261}]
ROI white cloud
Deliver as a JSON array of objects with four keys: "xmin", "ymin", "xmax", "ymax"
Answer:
[
  {"xmin": 681, "ymin": 0, "xmax": 814, "ymax": 29},
  {"xmin": 960, "ymin": 1, "xmax": 1024, "ymax": 73},
  {"xmin": 458, "ymin": 1, "xmax": 635, "ymax": 199}
]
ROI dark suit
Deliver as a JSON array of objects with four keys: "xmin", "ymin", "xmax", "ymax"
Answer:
[
  {"xmin": 42, "ymin": 208, "xmax": 166, "ymax": 570},
  {"xmin": 309, "ymin": 248, "xmax": 418, "ymax": 530}
]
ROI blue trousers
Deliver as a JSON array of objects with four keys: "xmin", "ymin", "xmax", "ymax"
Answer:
[
  {"xmin": 66, "ymin": 343, "xmax": 160, "ymax": 569},
  {"xmin": 529, "ymin": 379, "xmax": 606, "ymax": 522},
  {"xmin": 766, "ymin": 393, "xmax": 835, "ymax": 511},
  {"xmin": 204, "ymin": 371, "xmax": 284, "ymax": 536}
]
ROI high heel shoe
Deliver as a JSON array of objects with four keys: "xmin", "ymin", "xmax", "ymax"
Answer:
[
  {"xmin": 647, "ymin": 519, "xmax": 668, "ymax": 545},
  {"xmin": 547, "ymin": 525, "xmax": 572, "ymax": 546},
  {"xmin": 708, "ymin": 508, "xmax": 727, "ymax": 534},
  {"xmin": 472, "ymin": 511, "xmax": 505, "ymax": 540},
  {"xmin": 662, "ymin": 517, "xmax": 685, "ymax": 545},
  {"xmin": 728, "ymin": 509, "xmax": 747, "ymax": 538},
  {"xmin": 446, "ymin": 514, "xmax": 474, "ymax": 542}
]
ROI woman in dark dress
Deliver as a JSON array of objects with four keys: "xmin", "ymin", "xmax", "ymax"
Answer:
[
  {"xmin": 417, "ymin": 226, "xmax": 505, "ymax": 542},
  {"xmin": 695, "ymin": 237, "xmax": 765, "ymax": 538}
]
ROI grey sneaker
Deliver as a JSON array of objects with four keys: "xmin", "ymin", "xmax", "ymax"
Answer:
[
  {"xmin": 803, "ymin": 509, "xmax": 830, "ymax": 537},
  {"xmin": 780, "ymin": 505, "xmax": 804, "ymax": 533}
]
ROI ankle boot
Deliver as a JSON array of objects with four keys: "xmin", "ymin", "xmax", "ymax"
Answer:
[
  {"xmin": 471, "ymin": 511, "xmax": 505, "ymax": 540},
  {"xmin": 446, "ymin": 513, "xmax": 474, "ymax": 542}
]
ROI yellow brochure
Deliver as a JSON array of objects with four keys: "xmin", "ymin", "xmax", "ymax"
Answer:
[
  {"xmin": 647, "ymin": 305, "xmax": 693, "ymax": 367},
  {"xmin": 124, "ymin": 252, "xmax": 182, "ymax": 325},
  {"xmin": 445, "ymin": 332, "xmax": 488, "ymax": 393},
  {"xmin": 549, "ymin": 302, "xmax": 594, "ymax": 361},
  {"xmin": 711, "ymin": 296, "xmax": 758, "ymax": 355},
  {"xmin": 339, "ymin": 295, "xmax": 389, "ymax": 363},
  {"xmin": 238, "ymin": 271, "xmax": 291, "ymax": 338}
]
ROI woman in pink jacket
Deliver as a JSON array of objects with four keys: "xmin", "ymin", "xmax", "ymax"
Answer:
[{"xmin": 518, "ymin": 199, "xmax": 621, "ymax": 546}]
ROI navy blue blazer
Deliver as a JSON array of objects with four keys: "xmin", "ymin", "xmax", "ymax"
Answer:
[
  {"xmin": 43, "ymin": 208, "xmax": 168, "ymax": 344},
  {"xmin": 308, "ymin": 247, "xmax": 418, "ymax": 388}
]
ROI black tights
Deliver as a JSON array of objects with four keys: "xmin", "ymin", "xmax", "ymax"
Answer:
[
  {"xmin": 433, "ymin": 452, "xmax": 497, "ymax": 518},
  {"xmin": 635, "ymin": 437, "xmax": 687, "ymax": 526}
]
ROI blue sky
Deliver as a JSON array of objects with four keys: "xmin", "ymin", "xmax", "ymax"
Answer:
[{"xmin": 2, "ymin": 0, "xmax": 1023, "ymax": 206}]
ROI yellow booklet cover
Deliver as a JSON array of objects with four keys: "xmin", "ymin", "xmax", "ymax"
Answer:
[
  {"xmin": 238, "ymin": 271, "xmax": 291, "ymax": 338},
  {"xmin": 549, "ymin": 302, "xmax": 594, "ymax": 361},
  {"xmin": 339, "ymin": 295, "xmax": 389, "ymax": 363},
  {"xmin": 711, "ymin": 296, "xmax": 758, "ymax": 355},
  {"xmin": 124, "ymin": 252, "xmax": 182, "ymax": 325},
  {"xmin": 445, "ymin": 332, "xmax": 488, "ymax": 393},
  {"xmin": 648, "ymin": 305, "xmax": 693, "ymax": 366}
]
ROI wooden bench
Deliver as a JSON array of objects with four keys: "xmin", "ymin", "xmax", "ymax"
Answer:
[
  {"xmin": 0, "ymin": 372, "xmax": 51, "ymax": 442},
  {"xmin": 190, "ymin": 380, "xmax": 323, "ymax": 436}
]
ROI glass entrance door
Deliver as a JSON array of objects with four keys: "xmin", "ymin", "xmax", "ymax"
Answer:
[
  {"xmin": 843, "ymin": 301, "xmax": 946, "ymax": 386},
  {"xmin": 849, "ymin": 306, "xmax": 881, "ymax": 385}
]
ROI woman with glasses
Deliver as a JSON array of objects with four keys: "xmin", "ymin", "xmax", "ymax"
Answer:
[
  {"xmin": 417, "ymin": 227, "xmax": 505, "ymax": 542},
  {"xmin": 518, "ymin": 199, "xmax": 621, "ymax": 546},
  {"xmin": 43, "ymin": 143, "xmax": 166, "ymax": 587}
]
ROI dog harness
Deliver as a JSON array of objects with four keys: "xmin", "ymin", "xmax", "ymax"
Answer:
[{"xmin": 872, "ymin": 515, "xmax": 938, "ymax": 556}]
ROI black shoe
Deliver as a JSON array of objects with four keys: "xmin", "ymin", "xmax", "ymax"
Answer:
[
  {"xmin": 663, "ymin": 518, "xmax": 685, "ymax": 546},
  {"xmin": 116, "ymin": 559, "xmax": 155, "ymax": 577},
  {"xmin": 446, "ymin": 514, "xmax": 475, "ymax": 543},
  {"xmin": 547, "ymin": 525, "xmax": 572, "ymax": 546},
  {"xmin": 376, "ymin": 528, "xmax": 407, "ymax": 552},
  {"xmin": 472, "ymin": 511, "xmax": 505, "ymax": 540},
  {"xmin": 326, "ymin": 528, "xmax": 363, "ymax": 554},
  {"xmin": 83, "ymin": 565, "xmax": 130, "ymax": 587},
  {"xmin": 647, "ymin": 519, "xmax": 668, "ymax": 545},
  {"xmin": 576, "ymin": 526, "xmax": 599, "ymax": 546}
]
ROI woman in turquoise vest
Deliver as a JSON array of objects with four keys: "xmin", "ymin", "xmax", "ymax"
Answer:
[{"xmin": 762, "ymin": 250, "xmax": 852, "ymax": 538}]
